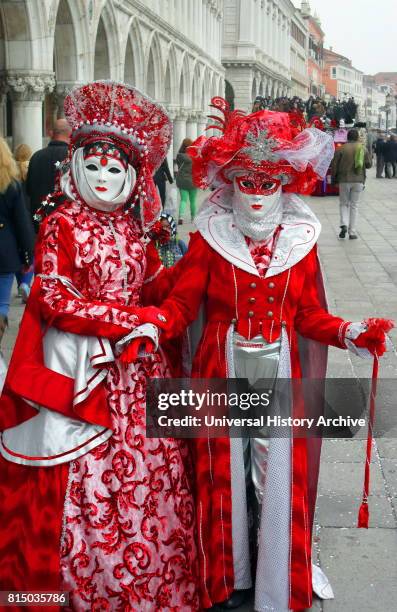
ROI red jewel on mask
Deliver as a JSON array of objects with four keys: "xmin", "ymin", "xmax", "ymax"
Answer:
[{"xmin": 100, "ymin": 156, "xmax": 108, "ymax": 167}]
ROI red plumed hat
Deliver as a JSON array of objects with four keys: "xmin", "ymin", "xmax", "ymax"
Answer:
[
  {"xmin": 63, "ymin": 81, "xmax": 172, "ymax": 228},
  {"xmin": 188, "ymin": 97, "xmax": 334, "ymax": 195}
]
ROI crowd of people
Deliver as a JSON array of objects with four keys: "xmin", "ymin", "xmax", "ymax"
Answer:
[{"xmin": 252, "ymin": 93, "xmax": 359, "ymax": 125}]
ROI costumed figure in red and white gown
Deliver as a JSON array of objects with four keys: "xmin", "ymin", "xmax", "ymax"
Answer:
[
  {"xmin": 158, "ymin": 98, "xmax": 391, "ymax": 611},
  {"xmin": 0, "ymin": 81, "xmax": 198, "ymax": 611}
]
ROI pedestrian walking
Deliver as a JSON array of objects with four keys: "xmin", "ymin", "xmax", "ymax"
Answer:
[
  {"xmin": 26, "ymin": 118, "xmax": 71, "ymax": 231},
  {"xmin": 154, "ymin": 157, "xmax": 173, "ymax": 207},
  {"xmin": 374, "ymin": 133, "xmax": 386, "ymax": 178},
  {"xmin": 331, "ymin": 128, "xmax": 372, "ymax": 239},
  {"xmin": 14, "ymin": 143, "xmax": 34, "ymax": 303},
  {"xmin": 383, "ymin": 134, "xmax": 397, "ymax": 178},
  {"xmin": 176, "ymin": 138, "xmax": 198, "ymax": 224},
  {"xmin": 0, "ymin": 137, "xmax": 34, "ymax": 348}
]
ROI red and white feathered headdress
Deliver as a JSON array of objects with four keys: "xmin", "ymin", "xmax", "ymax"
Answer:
[
  {"xmin": 188, "ymin": 97, "xmax": 334, "ymax": 195},
  {"xmin": 62, "ymin": 80, "xmax": 172, "ymax": 228}
]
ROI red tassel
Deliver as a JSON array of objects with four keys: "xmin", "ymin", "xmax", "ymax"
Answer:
[
  {"xmin": 357, "ymin": 356, "xmax": 379, "ymax": 528},
  {"xmin": 357, "ymin": 501, "xmax": 369, "ymax": 528}
]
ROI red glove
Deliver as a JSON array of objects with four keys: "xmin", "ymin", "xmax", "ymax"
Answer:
[
  {"xmin": 353, "ymin": 318, "xmax": 394, "ymax": 357},
  {"xmin": 128, "ymin": 306, "xmax": 169, "ymax": 331},
  {"xmin": 119, "ymin": 338, "xmax": 156, "ymax": 364}
]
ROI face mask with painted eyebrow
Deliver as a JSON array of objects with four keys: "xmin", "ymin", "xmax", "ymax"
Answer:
[{"xmin": 83, "ymin": 155, "xmax": 127, "ymax": 201}]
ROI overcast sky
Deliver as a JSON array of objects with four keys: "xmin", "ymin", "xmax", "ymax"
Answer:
[{"xmin": 293, "ymin": 0, "xmax": 397, "ymax": 74}]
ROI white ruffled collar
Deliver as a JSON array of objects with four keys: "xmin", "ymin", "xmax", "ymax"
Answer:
[{"xmin": 194, "ymin": 187, "xmax": 321, "ymax": 278}]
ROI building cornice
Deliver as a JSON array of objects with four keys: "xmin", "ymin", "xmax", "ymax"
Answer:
[{"xmin": 222, "ymin": 59, "xmax": 291, "ymax": 87}]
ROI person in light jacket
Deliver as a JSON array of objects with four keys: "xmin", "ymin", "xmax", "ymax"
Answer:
[{"xmin": 331, "ymin": 128, "xmax": 372, "ymax": 239}]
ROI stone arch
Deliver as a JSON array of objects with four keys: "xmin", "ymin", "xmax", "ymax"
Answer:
[
  {"xmin": 164, "ymin": 61, "xmax": 171, "ymax": 104},
  {"xmin": 202, "ymin": 67, "xmax": 212, "ymax": 112},
  {"xmin": 124, "ymin": 18, "xmax": 144, "ymax": 88},
  {"xmin": 179, "ymin": 53, "xmax": 191, "ymax": 108},
  {"xmin": 124, "ymin": 35, "xmax": 135, "ymax": 87},
  {"xmin": 53, "ymin": 0, "xmax": 78, "ymax": 83},
  {"xmin": 94, "ymin": 2, "xmax": 120, "ymax": 80},
  {"xmin": 94, "ymin": 15, "xmax": 110, "ymax": 79},
  {"xmin": 145, "ymin": 32, "xmax": 162, "ymax": 99},
  {"xmin": 217, "ymin": 76, "xmax": 224, "ymax": 97},
  {"xmin": 0, "ymin": 0, "xmax": 33, "ymax": 70},
  {"xmin": 163, "ymin": 44, "xmax": 178, "ymax": 105},
  {"xmin": 210, "ymin": 72, "xmax": 218, "ymax": 100},
  {"xmin": 191, "ymin": 63, "xmax": 201, "ymax": 110},
  {"xmin": 225, "ymin": 80, "xmax": 235, "ymax": 111}
]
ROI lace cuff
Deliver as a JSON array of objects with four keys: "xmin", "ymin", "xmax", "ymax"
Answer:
[
  {"xmin": 345, "ymin": 322, "xmax": 372, "ymax": 359},
  {"xmin": 114, "ymin": 323, "xmax": 159, "ymax": 357}
]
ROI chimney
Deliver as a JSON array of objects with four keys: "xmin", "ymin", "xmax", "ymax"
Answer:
[{"xmin": 301, "ymin": 1, "xmax": 311, "ymax": 17}]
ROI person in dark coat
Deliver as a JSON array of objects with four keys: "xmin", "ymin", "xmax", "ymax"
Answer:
[
  {"xmin": 26, "ymin": 118, "xmax": 71, "ymax": 231},
  {"xmin": 374, "ymin": 133, "xmax": 386, "ymax": 178},
  {"xmin": 383, "ymin": 135, "xmax": 397, "ymax": 178},
  {"xmin": 0, "ymin": 138, "xmax": 35, "ymax": 346},
  {"xmin": 154, "ymin": 157, "xmax": 173, "ymax": 206}
]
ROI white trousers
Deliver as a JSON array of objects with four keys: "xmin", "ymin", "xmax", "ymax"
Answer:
[
  {"xmin": 231, "ymin": 333, "xmax": 280, "ymax": 590},
  {"xmin": 339, "ymin": 182, "xmax": 364, "ymax": 232}
]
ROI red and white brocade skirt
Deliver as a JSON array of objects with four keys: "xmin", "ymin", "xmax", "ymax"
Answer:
[{"xmin": 0, "ymin": 357, "xmax": 199, "ymax": 611}]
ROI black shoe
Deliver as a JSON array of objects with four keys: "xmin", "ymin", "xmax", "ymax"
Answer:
[
  {"xmin": 217, "ymin": 589, "xmax": 251, "ymax": 609},
  {"xmin": 349, "ymin": 232, "xmax": 358, "ymax": 240},
  {"xmin": 339, "ymin": 225, "xmax": 347, "ymax": 239}
]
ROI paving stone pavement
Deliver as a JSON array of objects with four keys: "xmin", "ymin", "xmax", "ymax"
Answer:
[{"xmin": 1, "ymin": 169, "xmax": 396, "ymax": 611}]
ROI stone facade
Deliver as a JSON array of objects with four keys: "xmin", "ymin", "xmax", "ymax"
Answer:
[
  {"xmin": 290, "ymin": 8, "xmax": 308, "ymax": 99},
  {"xmin": 0, "ymin": 0, "xmax": 225, "ymax": 158},
  {"xmin": 222, "ymin": 0, "xmax": 295, "ymax": 111},
  {"xmin": 300, "ymin": 1, "xmax": 324, "ymax": 97}
]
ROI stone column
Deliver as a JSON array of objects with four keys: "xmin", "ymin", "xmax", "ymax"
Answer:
[
  {"xmin": 166, "ymin": 107, "xmax": 177, "ymax": 170},
  {"xmin": 173, "ymin": 111, "xmax": 187, "ymax": 156},
  {"xmin": 52, "ymin": 82, "xmax": 76, "ymax": 119},
  {"xmin": 197, "ymin": 114, "xmax": 208, "ymax": 138},
  {"xmin": 186, "ymin": 113, "xmax": 198, "ymax": 140},
  {"xmin": 7, "ymin": 72, "xmax": 55, "ymax": 152}
]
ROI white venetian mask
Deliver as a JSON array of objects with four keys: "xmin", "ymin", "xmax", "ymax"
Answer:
[
  {"xmin": 83, "ymin": 154, "xmax": 127, "ymax": 202},
  {"xmin": 231, "ymin": 172, "xmax": 283, "ymax": 240}
]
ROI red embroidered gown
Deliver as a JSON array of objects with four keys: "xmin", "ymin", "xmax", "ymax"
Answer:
[{"xmin": 0, "ymin": 200, "xmax": 198, "ymax": 611}]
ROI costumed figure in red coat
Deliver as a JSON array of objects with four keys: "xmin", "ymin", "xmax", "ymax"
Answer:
[
  {"xmin": 0, "ymin": 81, "xmax": 199, "ymax": 611},
  {"xmin": 158, "ymin": 98, "xmax": 391, "ymax": 611}
]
